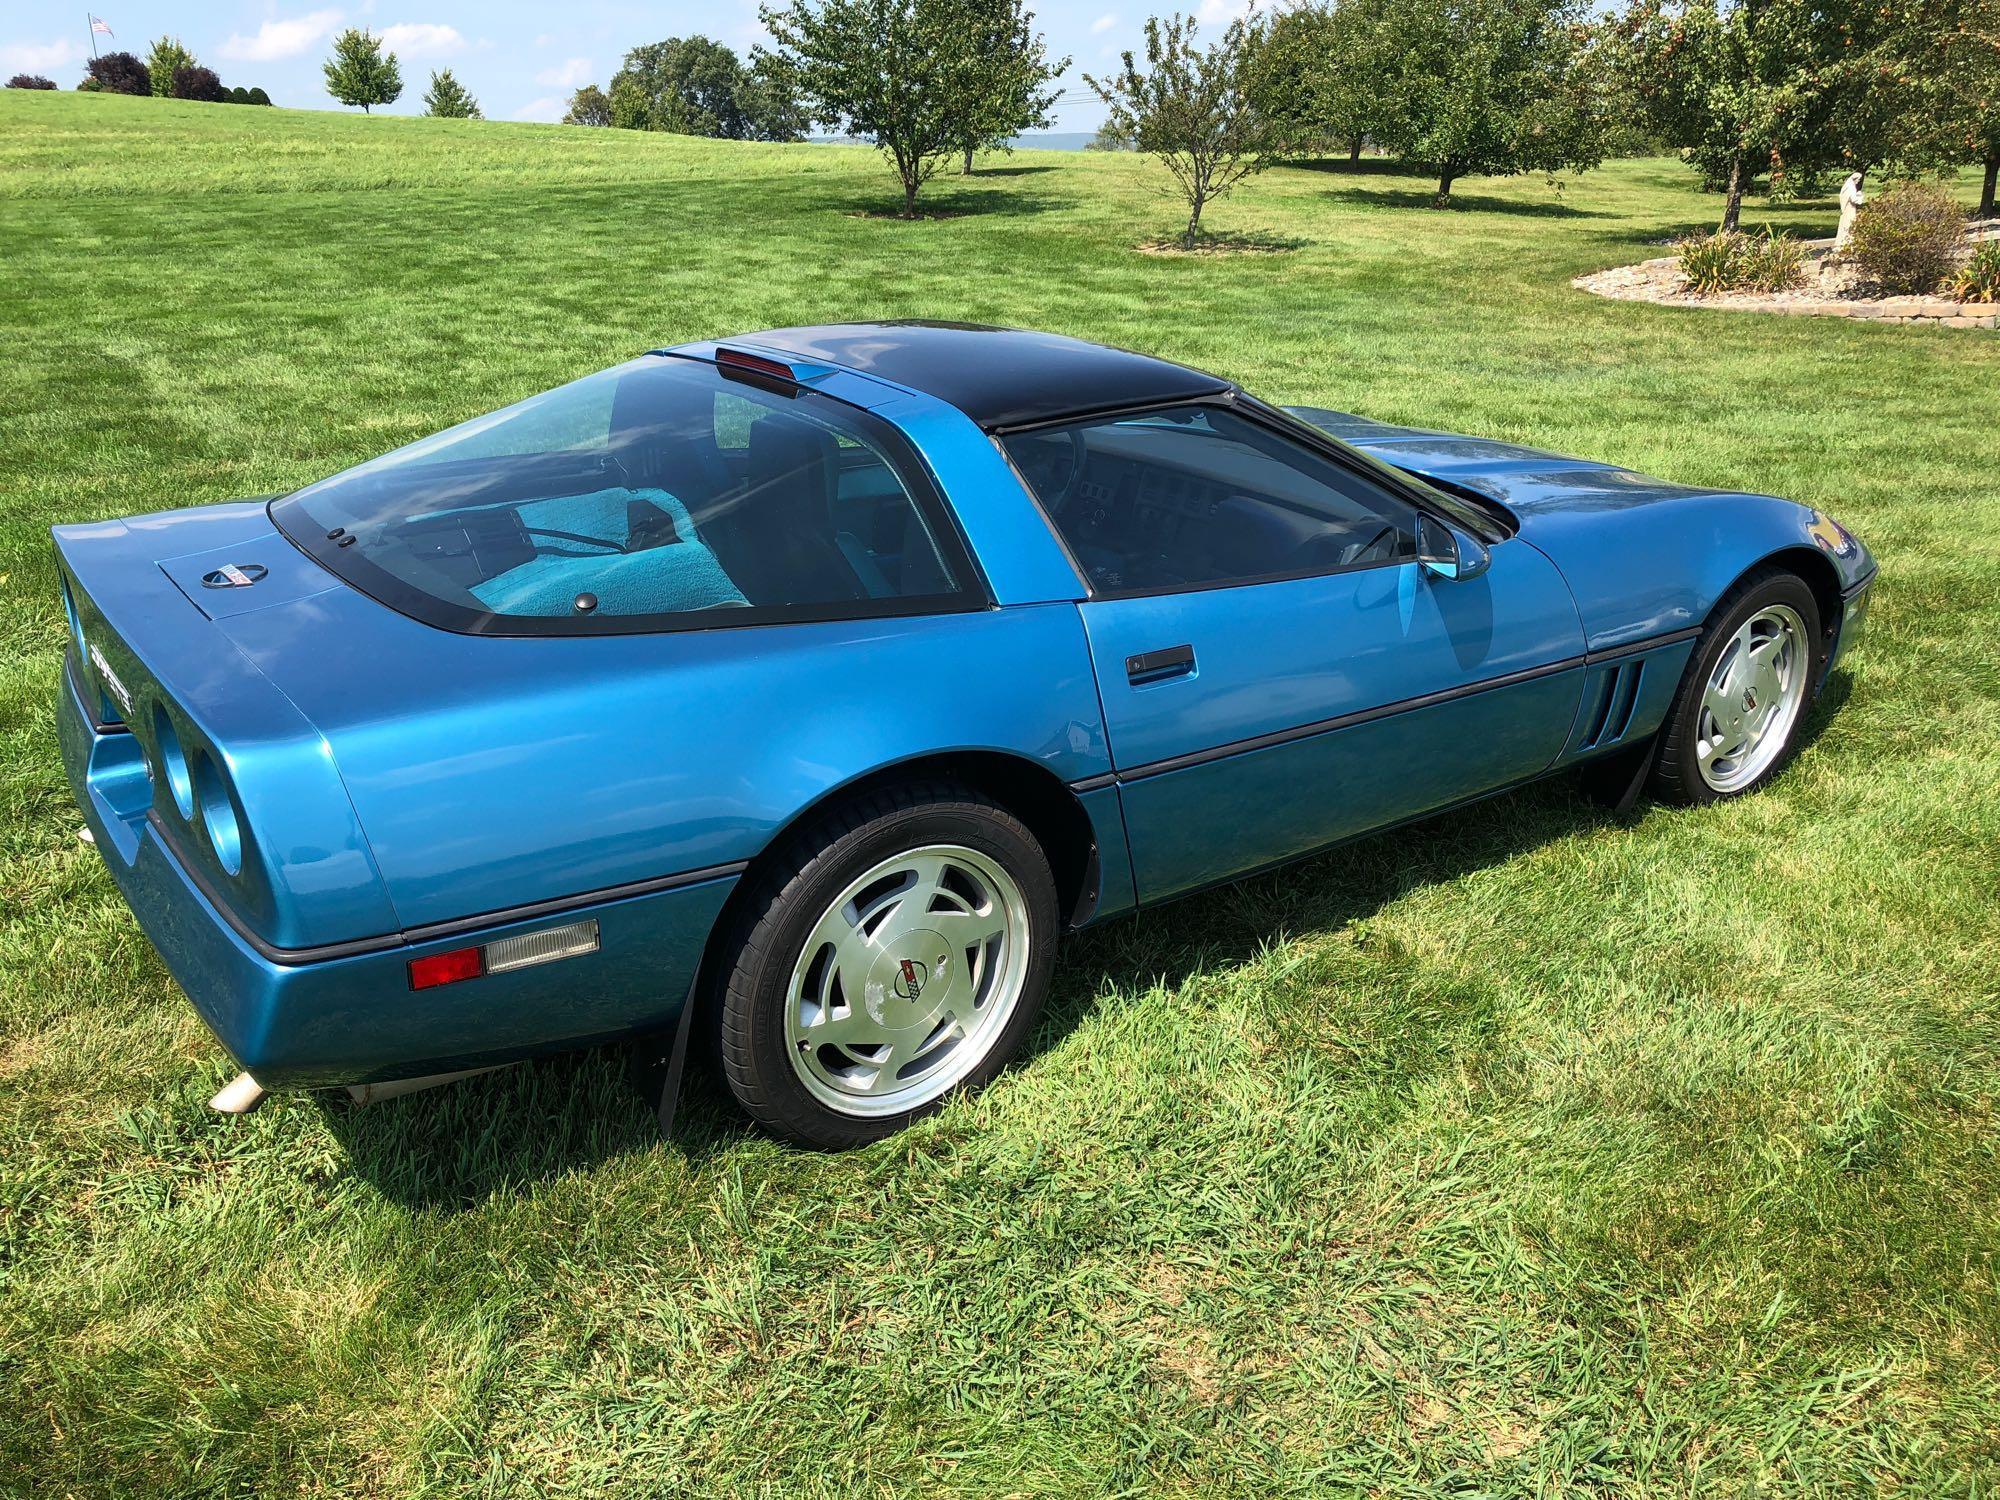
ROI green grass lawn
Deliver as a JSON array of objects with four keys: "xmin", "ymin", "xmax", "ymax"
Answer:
[{"xmin": 2, "ymin": 91, "xmax": 1996, "ymax": 1497}]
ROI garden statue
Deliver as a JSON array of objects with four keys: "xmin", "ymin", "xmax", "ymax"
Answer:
[{"xmin": 1835, "ymin": 173, "xmax": 1866, "ymax": 251}]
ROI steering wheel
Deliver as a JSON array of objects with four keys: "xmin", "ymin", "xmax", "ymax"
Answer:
[
  {"xmin": 1020, "ymin": 430, "xmax": 1088, "ymax": 513},
  {"xmin": 1347, "ymin": 523, "xmax": 1400, "ymax": 566}
]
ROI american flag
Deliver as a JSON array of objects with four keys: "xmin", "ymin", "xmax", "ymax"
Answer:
[{"xmin": 90, "ymin": 15, "xmax": 113, "ymax": 35}]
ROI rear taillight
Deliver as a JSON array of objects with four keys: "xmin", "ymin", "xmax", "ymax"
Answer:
[
  {"xmin": 192, "ymin": 750, "xmax": 242, "ymax": 876},
  {"xmin": 407, "ymin": 918, "xmax": 599, "ymax": 991},
  {"xmin": 153, "ymin": 705, "xmax": 194, "ymax": 818}
]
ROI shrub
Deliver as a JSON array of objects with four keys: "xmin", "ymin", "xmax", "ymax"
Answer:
[
  {"xmin": 248, "ymin": 86, "xmax": 272, "ymax": 106},
  {"xmin": 1947, "ymin": 242, "xmax": 2000, "ymax": 303},
  {"xmin": 1737, "ymin": 226, "xmax": 1806, "ymax": 291},
  {"xmin": 146, "ymin": 36, "xmax": 196, "ymax": 97},
  {"xmin": 84, "ymin": 51, "xmax": 150, "ymax": 95},
  {"xmin": 169, "ymin": 64, "xmax": 226, "ymax": 102},
  {"xmin": 76, "ymin": 77, "xmax": 104, "ymax": 92},
  {"xmin": 7, "ymin": 74, "xmax": 58, "ymax": 90},
  {"xmin": 1846, "ymin": 182, "xmax": 1967, "ymax": 295},
  {"xmin": 1676, "ymin": 230, "xmax": 1746, "ymax": 294},
  {"xmin": 1676, "ymin": 226, "xmax": 1807, "ymax": 295}
]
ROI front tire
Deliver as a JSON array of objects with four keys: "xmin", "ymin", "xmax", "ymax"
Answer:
[
  {"xmin": 1650, "ymin": 568, "xmax": 1824, "ymax": 805},
  {"xmin": 717, "ymin": 782, "xmax": 1058, "ymax": 1149}
]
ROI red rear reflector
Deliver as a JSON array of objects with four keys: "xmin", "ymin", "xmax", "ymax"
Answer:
[
  {"xmin": 715, "ymin": 347, "xmax": 797, "ymax": 382},
  {"xmin": 408, "ymin": 946, "xmax": 484, "ymax": 991}
]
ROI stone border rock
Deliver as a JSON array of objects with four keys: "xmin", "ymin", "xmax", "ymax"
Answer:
[{"xmin": 1575, "ymin": 223, "xmax": 1999, "ymax": 329}]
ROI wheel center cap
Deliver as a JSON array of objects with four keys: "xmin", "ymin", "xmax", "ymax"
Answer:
[
  {"xmin": 1743, "ymin": 688, "xmax": 1758, "ymax": 712},
  {"xmin": 864, "ymin": 933, "xmax": 952, "ymax": 1028}
]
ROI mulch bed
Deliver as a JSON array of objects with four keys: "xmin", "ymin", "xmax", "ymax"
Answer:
[{"xmin": 1575, "ymin": 234, "xmax": 1998, "ymax": 328}]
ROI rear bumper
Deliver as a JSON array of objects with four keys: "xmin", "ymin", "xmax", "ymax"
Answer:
[{"xmin": 60, "ymin": 662, "xmax": 736, "ymax": 1088}]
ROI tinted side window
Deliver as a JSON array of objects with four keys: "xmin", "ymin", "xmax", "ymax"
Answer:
[{"xmin": 1003, "ymin": 406, "xmax": 1416, "ymax": 595}]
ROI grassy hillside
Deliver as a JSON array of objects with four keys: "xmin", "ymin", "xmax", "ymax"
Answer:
[{"xmin": 2, "ymin": 90, "xmax": 1996, "ymax": 1497}]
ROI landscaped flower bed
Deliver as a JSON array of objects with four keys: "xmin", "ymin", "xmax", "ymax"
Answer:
[{"xmin": 1576, "ymin": 225, "xmax": 2000, "ymax": 328}]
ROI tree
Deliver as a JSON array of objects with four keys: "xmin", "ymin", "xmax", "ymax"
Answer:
[
  {"xmin": 1611, "ymin": 0, "xmax": 1840, "ymax": 230},
  {"xmin": 563, "ymin": 83, "xmax": 613, "ymax": 125},
  {"xmin": 146, "ymin": 37, "xmax": 196, "ymax": 97},
  {"xmin": 84, "ymin": 51, "xmax": 150, "ymax": 96},
  {"xmin": 323, "ymin": 28, "xmax": 402, "ymax": 113},
  {"xmin": 1860, "ymin": 0, "xmax": 2000, "ymax": 216},
  {"xmin": 1086, "ymin": 120, "xmax": 1133, "ymax": 150},
  {"xmin": 760, "ymin": 0, "xmax": 1014, "ymax": 215},
  {"xmin": 7, "ymin": 74, "xmax": 58, "ymax": 90},
  {"xmin": 423, "ymin": 67, "xmax": 482, "ymax": 118},
  {"xmin": 941, "ymin": 0, "xmax": 1067, "ymax": 173},
  {"xmin": 248, "ymin": 86, "xmax": 273, "ymax": 106},
  {"xmin": 1086, "ymin": 11, "xmax": 1290, "ymax": 247},
  {"xmin": 1253, "ymin": 1, "xmax": 1387, "ymax": 162},
  {"xmin": 741, "ymin": 51, "xmax": 812, "ymax": 140},
  {"xmin": 169, "ymin": 64, "xmax": 226, "ymax": 102},
  {"xmin": 606, "ymin": 36, "xmax": 806, "ymax": 140},
  {"xmin": 1365, "ymin": 0, "xmax": 1605, "ymax": 206},
  {"xmin": 611, "ymin": 36, "xmax": 749, "ymax": 134}
]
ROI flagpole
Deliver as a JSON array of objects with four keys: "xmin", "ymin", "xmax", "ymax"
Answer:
[{"xmin": 87, "ymin": 13, "xmax": 99, "ymax": 59}]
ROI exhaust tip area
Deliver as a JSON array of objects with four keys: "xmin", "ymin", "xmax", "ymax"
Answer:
[
  {"xmin": 344, "ymin": 1065, "xmax": 506, "ymax": 1107},
  {"xmin": 209, "ymin": 1071, "xmax": 268, "ymax": 1114}
]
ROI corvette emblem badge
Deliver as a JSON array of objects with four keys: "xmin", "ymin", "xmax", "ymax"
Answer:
[
  {"xmin": 202, "ymin": 563, "xmax": 268, "ymax": 589},
  {"xmin": 894, "ymin": 957, "xmax": 926, "ymax": 1002}
]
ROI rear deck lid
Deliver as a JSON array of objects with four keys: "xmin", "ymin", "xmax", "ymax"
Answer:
[{"xmin": 156, "ymin": 524, "xmax": 342, "ymax": 620}]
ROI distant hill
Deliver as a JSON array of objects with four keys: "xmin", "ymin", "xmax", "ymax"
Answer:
[{"xmin": 1006, "ymin": 132, "xmax": 1099, "ymax": 152}]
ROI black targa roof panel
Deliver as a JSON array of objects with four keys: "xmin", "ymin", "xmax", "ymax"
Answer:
[{"xmin": 741, "ymin": 321, "xmax": 1235, "ymax": 432}]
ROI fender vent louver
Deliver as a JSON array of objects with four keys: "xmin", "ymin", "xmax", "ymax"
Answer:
[{"xmin": 1579, "ymin": 661, "xmax": 1645, "ymax": 751}]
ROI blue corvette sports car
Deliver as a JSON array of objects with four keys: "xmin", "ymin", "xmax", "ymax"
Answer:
[{"xmin": 56, "ymin": 323, "xmax": 1875, "ymax": 1146}]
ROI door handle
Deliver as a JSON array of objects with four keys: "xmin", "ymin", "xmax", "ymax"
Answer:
[{"xmin": 1126, "ymin": 644, "xmax": 1195, "ymax": 684}]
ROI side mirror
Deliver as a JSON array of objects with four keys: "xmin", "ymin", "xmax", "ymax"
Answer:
[{"xmin": 1417, "ymin": 513, "xmax": 1492, "ymax": 583}]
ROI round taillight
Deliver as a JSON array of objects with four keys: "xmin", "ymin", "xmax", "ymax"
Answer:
[
  {"xmin": 192, "ymin": 751, "xmax": 242, "ymax": 876},
  {"xmin": 153, "ymin": 705, "xmax": 193, "ymax": 819}
]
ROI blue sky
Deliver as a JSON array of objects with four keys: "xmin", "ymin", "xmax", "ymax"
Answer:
[{"xmin": 2, "ymin": 1, "xmax": 1246, "ymax": 126}]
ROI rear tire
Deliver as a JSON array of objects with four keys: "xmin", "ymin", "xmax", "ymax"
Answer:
[
  {"xmin": 717, "ymin": 782, "xmax": 1058, "ymax": 1149},
  {"xmin": 1650, "ymin": 569, "xmax": 1824, "ymax": 806}
]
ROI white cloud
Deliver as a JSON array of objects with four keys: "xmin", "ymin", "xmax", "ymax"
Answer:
[
  {"xmin": 1090, "ymin": 13, "xmax": 1118, "ymax": 33},
  {"xmin": 1, "ymin": 37, "xmax": 83, "ymax": 75},
  {"xmin": 220, "ymin": 10, "xmax": 343, "ymax": 63},
  {"xmin": 376, "ymin": 22, "xmax": 464, "ymax": 57},
  {"xmin": 535, "ymin": 57, "xmax": 591, "ymax": 88},
  {"xmin": 514, "ymin": 96, "xmax": 565, "ymax": 121},
  {"xmin": 532, "ymin": 33, "xmax": 555, "ymax": 48}
]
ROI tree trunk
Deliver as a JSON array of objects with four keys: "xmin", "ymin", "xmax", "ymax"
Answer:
[
  {"xmin": 1347, "ymin": 135, "xmax": 1363, "ymax": 163},
  {"xmin": 961, "ymin": 147, "xmax": 974, "ymax": 176},
  {"xmin": 1981, "ymin": 156, "xmax": 1998, "ymax": 220},
  {"xmin": 1720, "ymin": 153, "xmax": 1744, "ymax": 233},
  {"xmin": 902, "ymin": 175, "xmax": 919, "ymax": 218},
  {"xmin": 1433, "ymin": 169, "xmax": 1455, "ymax": 208},
  {"xmin": 1184, "ymin": 196, "xmax": 1204, "ymax": 249}
]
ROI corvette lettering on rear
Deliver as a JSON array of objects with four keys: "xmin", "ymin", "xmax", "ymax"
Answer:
[{"xmin": 87, "ymin": 641, "xmax": 132, "ymax": 717}]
